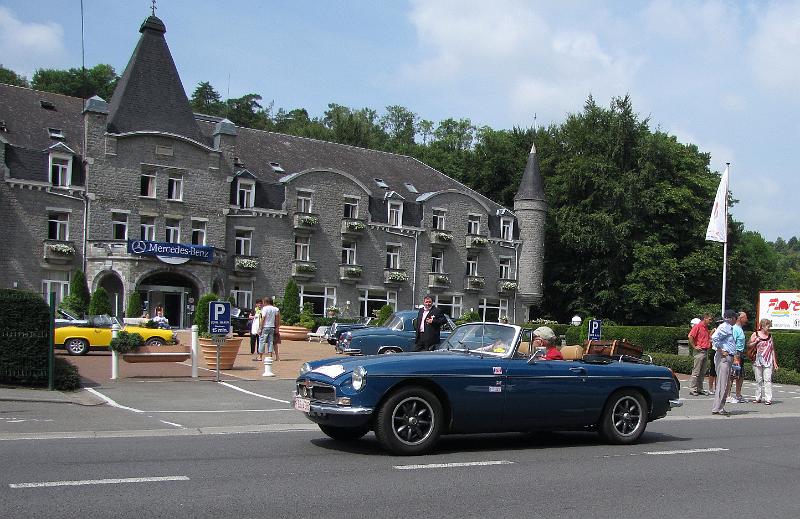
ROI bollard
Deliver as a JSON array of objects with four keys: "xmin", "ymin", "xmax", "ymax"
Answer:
[
  {"xmin": 111, "ymin": 323, "xmax": 120, "ymax": 380},
  {"xmin": 191, "ymin": 325, "xmax": 199, "ymax": 378},
  {"xmin": 262, "ymin": 357, "xmax": 275, "ymax": 377}
]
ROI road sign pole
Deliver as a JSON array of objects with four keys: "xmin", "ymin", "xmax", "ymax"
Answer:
[{"xmin": 215, "ymin": 337, "xmax": 222, "ymax": 382}]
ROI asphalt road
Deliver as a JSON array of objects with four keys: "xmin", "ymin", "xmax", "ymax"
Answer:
[{"xmin": 2, "ymin": 378, "xmax": 800, "ymax": 518}]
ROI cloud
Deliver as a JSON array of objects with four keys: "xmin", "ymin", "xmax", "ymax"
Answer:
[
  {"xmin": 749, "ymin": 1, "xmax": 800, "ymax": 93},
  {"xmin": 0, "ymin": 7, "xmax": 67, "ymax": 76}
]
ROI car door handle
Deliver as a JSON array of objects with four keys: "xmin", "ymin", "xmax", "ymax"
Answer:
[{"xmin": 569, "ymin": 367, "xmax": 587, "ymax": 374}]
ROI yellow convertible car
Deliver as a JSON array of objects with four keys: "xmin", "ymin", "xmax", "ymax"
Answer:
[{"xmin": 55, "ymin": 315, "xmax": 178, "ymax": 355}]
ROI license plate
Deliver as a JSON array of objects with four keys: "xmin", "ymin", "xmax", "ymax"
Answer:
[{"xmin": 294, "ymin": 397, "xmax": 310, "ymax": 413}]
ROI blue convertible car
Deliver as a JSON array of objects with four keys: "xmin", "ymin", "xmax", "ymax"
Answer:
[
  {"xmin": 336, "ymin": 310, "xmax": 455, "ymax": 355},
  {"xmin": 294, "ymin": 322, "xmax": 682, "ymax": 455}
]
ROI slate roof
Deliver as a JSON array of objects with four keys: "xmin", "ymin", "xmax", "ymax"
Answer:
[
  {"xmin": 106, "ymin": 16, "xmax": 209, "ymax": 145},
  {"xmin": 0, "ymin": 83, "xmax": 85, "ymax": 183},
  {"xmin": 514, "ymin": 141, "xmax": 545, "ymax": 201}
]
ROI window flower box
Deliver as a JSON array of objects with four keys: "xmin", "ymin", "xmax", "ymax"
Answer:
[
  {"xmin": 235, "ymin": 257, "xmax": 258, "ymax": 269},
  {"xmin": 293, "ymin": 213, "xmax": 320, "ymax": 234},
  {"xmin": 466, "ymin": 235, "xmax": 488, "ymax": 249},
  {"xmin": 499, "ymin": 280, "xmax": 518, "ymax": 293},
  {"xmin": 384, "ymin": 269, "xmax": 409, "ymax": 285}
]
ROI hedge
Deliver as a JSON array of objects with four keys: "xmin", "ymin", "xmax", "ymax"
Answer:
[
  {"xmin": 565, "ymin": 324, "xmax": 686, "ymax": 354},
  {"xmin": 650, "ymin": 352, "xmax": 800, "ymax": 386},
  {"xmin": 0, "ymin": 289, "xmax": 81, "ymax": 390}
]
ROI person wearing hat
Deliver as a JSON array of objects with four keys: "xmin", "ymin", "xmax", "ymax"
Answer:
[
  {"xmin": 534, "ymin": 326, "xmax": 563, "ymax": 360},
  {"xmin": 710, "ymin": 309, "xmax": 738, "ymax": 415},
  {"xmin": 687, "ymin": 313, "xmax": 713, "ymax": 395}
]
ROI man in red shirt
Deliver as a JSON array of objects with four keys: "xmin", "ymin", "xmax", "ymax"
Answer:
[
  {"xmin": 534, "ymin": 326, "xmax": 563, "ymax": 360},
  {"xmin": 687, "ymin": 313, "xmax": 713, "ymax": 395}
]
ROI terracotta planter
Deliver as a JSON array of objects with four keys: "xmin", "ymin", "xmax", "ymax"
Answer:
[
  {"xmin": 279, "ymin": 325, "xmax": 312, "ymax": 341},
  {"xmin": 199, "ymin": 337, "xmax": 243, "ymax": 370},
  {"xmin": 121, "ymin": 344, "xmax": 191, "ymax": 363}
]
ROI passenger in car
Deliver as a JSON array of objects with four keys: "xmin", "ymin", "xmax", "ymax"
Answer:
[{"xmin": 534, "ymin": 326, "xmax": 563, "ymax": 360}]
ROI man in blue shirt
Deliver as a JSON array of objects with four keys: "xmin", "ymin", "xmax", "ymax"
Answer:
[
  {"xmin": 711, "ymin": 309, "xmax": 738, "ymax": 415},
  {"xmin": 728, "ymin": 312, "xmax": 749, "ymax": 403}
]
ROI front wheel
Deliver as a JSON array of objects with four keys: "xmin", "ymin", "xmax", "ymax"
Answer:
[
  {"xmin": 65, "ymin": 338, "xmax": 89, "ymax": 356},
  {"xmin": 599, "ymin": 390, "xmax": 648, "ymax": 444},
  {"xmin": 318, "ymin": 424, "xmax": 370, "ymax": 441},
  {"xmin": 375, "ymin": 386, "xmax": 443, "ymax": 455},
  {"xmin": 145, "ymin": 337, "xmax": 165, "ymax": 346}
]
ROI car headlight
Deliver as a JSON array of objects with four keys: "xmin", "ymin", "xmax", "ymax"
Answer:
[
  {"xmin": 299, "ymin": 362, "xmax": 311, "ymax": 376},
  {"xmin": 351, "ymin": 365, "xmax": 367, "ymax": 391}
]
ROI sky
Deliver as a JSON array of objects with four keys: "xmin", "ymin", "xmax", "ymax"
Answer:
[{"xmin": 2, "ymin": 0, "xmax": 798, "ymax": 241}]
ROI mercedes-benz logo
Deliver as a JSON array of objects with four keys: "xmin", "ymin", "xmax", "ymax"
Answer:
[{"xmin": 131, "ymin": 240, "xmax": 147, "ymax": 254}]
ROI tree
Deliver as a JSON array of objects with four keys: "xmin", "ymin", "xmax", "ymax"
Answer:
[
  {"xmin": 190, "ymin": 81, "xmax": 225, "ymax": 116},
  {"xmin": 0, "ymin": 65, "xmax": 29, "ymax": 87},
  {"xmin": 31, "ymin": 64, "xmax": 118, "ymax": 100},
  {"xmin": 225, "ymin": 93, "xmax": 269, "ymax": 129},
  {"xmin": 281, "ymin": 279, "xmax": 300, "ymax": 325},
  {"xmin": 88, "ymin": 287, "xmax": 113, "ymax": 316},
  {"xmin": 58, "ymin": 270, "xmax": 91, "ymax": 318},
  {"xmin": 125, "ymin": 291, "xmax": 142, "ymax": 318},
  {"xmin": 194, "ymin": 293, "xmax": 219, "ymax": 336},
  {"xmin": 380, "ymin": 105, "xmax": 417, "ymax": 151}
]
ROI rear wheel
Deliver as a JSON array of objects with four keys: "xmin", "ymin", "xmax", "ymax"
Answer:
[
  {"xmin": 145, "ymin": 337, "xmax": 165, "ymax": 346},
  {"xmin": 318, "ymin": 424, "xmax": 370, "ymax": 441},
  {"xmin": 65, "ymin": 338, "xmax": 89, "ymax": 356},
  {"xmin": 599, "ymin": 390, "xmax": 648, "ymax": 444},
  {"xmin": 375, "ymin": 386, "xmax": 443, "ymax": 455}
]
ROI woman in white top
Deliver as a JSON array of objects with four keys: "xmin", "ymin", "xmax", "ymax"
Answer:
[
  {"xmin": 750, "ymin": 318, "xmax": 779, "ymax": 405},
  {"xmin": 249, "ymin": 299, "xmax": 263, "ymax": 359}
]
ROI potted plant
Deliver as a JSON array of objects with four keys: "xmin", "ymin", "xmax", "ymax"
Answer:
[
  {"xmin": 194, "ymin": 292, "xmax": 242, "ymax": 370},
  {"xmin": 111, "ymin": 330, "xmax": 190, "ymax": 363}
]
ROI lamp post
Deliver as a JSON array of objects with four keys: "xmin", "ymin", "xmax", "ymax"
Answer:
[{"xmin": 571, "ymin": 315, "xmax": 582, "ymax": 326}]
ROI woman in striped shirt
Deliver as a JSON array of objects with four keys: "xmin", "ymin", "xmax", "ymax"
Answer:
[{"xmin": 749, "ymin": 318, "xmax": 779, "ymax": 405}]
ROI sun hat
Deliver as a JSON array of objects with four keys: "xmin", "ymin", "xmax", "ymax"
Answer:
[{"xmin": 533, "ymin": 326, "xmax": 557, "ymax": 343}]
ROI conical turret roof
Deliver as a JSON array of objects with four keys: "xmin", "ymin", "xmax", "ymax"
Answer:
[
  {"xmin": 106, "ymin": 15, "xmax": 207, "ymax": 144},
  {"xmin": 514, "ymin": 141, "xmax": 545, "ymax": 201}
]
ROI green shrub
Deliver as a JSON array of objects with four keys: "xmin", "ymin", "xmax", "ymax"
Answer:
[
  {"xmin": 523, "ymin": 321, "xmax": 570, "ymax": 338},
  {"xmin": 125, "ymin": 291, "xmax": 142, "ymax": 318},
  {"xmin": 88, "ymin": 287, "xmax": 113, "ymax": 316},
  {"xmin": 109, "ymin": 331, "xmax": 144, "ymax": 353},
  {"xmin": 0, "ymin": 289, "xmax": 53, "ymax": 387},
  {"xmin": 649, "ymin": 352, "xmax": 800, "ymax": 385},
  {"xmin": 194, "ymin": 293, "xmax": 218, "ymax": 337},
  {"xmin": 54, "ymin": 357, "xmax": 81, "ymax": 390},
  {"xmin": 456, "ymin": 310, "xmax": 481, "ymax": 325},
  {"xmin": 565, "ymin": 323, "xmax": 686, "ymax": 354},
  {"xmin": 68, "ymin": 270, "xmax": 90, "ymax": 317},
  {"xmin": 375, "ymin": 304, "xmax": 394, "ymax": 326},
  {"xmin": 298, "ymin": 302, "xmax": 315, "ymax": 330},
  {"xmin": 281, "ymin": 279, "xmax": 300, "ymax": 325},
  {"xmin": 144, "ymin": 319, "xmax": 158, "ymax": 328},
  {"xmin": 771, "ymin": 331, "xmax": 800, "ymax": 372}
]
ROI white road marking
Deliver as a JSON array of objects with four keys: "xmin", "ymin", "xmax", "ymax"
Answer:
[
  {"xmin": 219, "ymin": 381, "xmax": 290, "ymax": 404},
  {"xmin": 146, "ymin": 408, "xmax": 294, "ymax": 413},
  {"xmin": 158, "ymin": 420, "xmax": 183, "ymax": 428},
  {"xmin": 393, "ymin": 460, "xmax": 514, "ymax": 470},
  {"xmin": 85, "ymin": 388, "xmax": 143, "ymax": 413},
  {"xmin": 9, "ymin": 475, "xmax": 189, "ymax": 489},
  {"xmin": 644, "ymin": 448, "xmax": 729, "ymax": 455}
]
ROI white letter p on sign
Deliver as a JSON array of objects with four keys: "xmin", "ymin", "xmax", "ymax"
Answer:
[{"xmin": 212, "ymin": 303, "xmax": 225, "ymax": 320}]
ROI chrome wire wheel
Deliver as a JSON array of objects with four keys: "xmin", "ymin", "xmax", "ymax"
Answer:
[
  {"xmin": 391, "ymin": 396, "xmax": 435, "ymax": 446},
  {"xmin": 65, "ymin": 338, "xmax": 88, "ymax": 356},
  {"xmin": 611, "ymin": 396, "xmax": 643, "ymax": 437}
]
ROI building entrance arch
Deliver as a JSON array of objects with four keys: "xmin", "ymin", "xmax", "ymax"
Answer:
[
  {"xmin": 137, "ymin": 271, "xmax": 199, "ymax": 329},
  {"xmin": 97, "ymin": 271, "xmax": 125, "ymax": 317}
]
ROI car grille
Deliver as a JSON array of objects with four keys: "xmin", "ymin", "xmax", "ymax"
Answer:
[{"xmin": 296, "ymin": 381, "xmax": 336, "ymax": 403}]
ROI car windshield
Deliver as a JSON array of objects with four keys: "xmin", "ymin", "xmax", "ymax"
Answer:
[
  {"xmin": 435, "ymin": 323, "xmax": 517, "ymax": 357},
  {"xmin": 84, "ymin": 315, "xmax": 115, "ymax": 328},
  {"xmin": 383, "ymin": 314, "xmax": 404, "ymax": 331}
]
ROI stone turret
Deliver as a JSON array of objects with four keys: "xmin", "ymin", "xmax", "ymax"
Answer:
[{"xmin": 513, "ymin": 141, "xmax": 547, "ymax": 317}]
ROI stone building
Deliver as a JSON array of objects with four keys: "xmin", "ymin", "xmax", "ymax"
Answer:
[{"xmin": 0, "ymin": 14, "xmax": 546, "ymax": 326}]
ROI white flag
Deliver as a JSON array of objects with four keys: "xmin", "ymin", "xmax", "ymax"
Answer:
[{"xmin": 705, "ymin": 165, "xmax": 729, "ymax": 242}]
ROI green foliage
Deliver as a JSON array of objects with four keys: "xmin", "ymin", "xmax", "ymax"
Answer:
[
  {"xmin": 0, "ymin": 65, "xmax": 29, "ymax": 87},
  {"xmin": 564, "ymin": 323, "xmax": 686, "ymax": 354},
  {"xmin": 771, "ymin": 331, "xmax": 800, "ymax": 372},
  {"xmin": 87, "ymin": 287, "xmax": 113, "ymax": 316},
  {"xmin": 298, "ymin": 302, "xmax": 315, "ymax": 330},
  {"xmin": 375, "ymin": 305, "xmax": 394, "ymax": 326},
  {"xmin": 649, "ymin": 353, "xmax": 800, "ymax": 386},
  {"xmin": 54, "ymin": 357, "xmax": 81, "ymax": 390},
  {"xmin": 193, "ymin": 293, "xmax": 219, "ymax": 336},
  {"xmin": 456, "ymin": 310, "xmax": 481, "ymax": 325},
  {"xmin": 523, "ymin": 321, "xmax": 570, "ymax": 338},
  {"xmin": 70, "ymin": 270, "xmax": 90, "ymax": 317},
  {"xmin": 109, "ymin": 331, "xmax": 144, "ymax": 353},
  {"xmin": 125, "ymin": 291, "xmax": 142, "ymax": 318},
  {"xmin": 281, "ymin": 279, "xmax": 301, "ymax": 326},
  {"xmin": 0, "ymin": 289, "xmax": 52, "ymax": 387},
  {"xmin": 31, "ymin": 64, "xmax": 118, "ymax": 100},
  {"xmin": 190, "ymin": 81, "xmax": 225, "ymax": 116}
]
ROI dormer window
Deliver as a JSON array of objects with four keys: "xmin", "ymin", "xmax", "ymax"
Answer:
[
  {"xmin": 500, "ymin": 217, "xmax": 514, "ymax": 241},
  {"xmin": 432, "ymin": 209, "xmax": 447, "ymax": 230},
  {"xmin": 269, "ymin": 162, "xmax": 284, "ymax": 173},
  {"xmin": 297, "ymin": 190, "xmax": 313, "ymax": 213},
  {"xmin": 238, "ymin": 179, "xmax": 255, "ymax": 208},
  {"xmin": 49, "ymin": 154, "xmax": 72, "ymax": 187},
  {"xmin": 404, "ymin": 182, "xmax": 418, "ymax": 193},
  {"xmin": 48, "ymin": 128, "xmax": 64, "ymax": 140},
  {"xmin": 388, "ymin": 201, "xmax": 403, "ymax": 228},
  {"xmin": 374, "ymin": 178, "xmax": 389, "ymax": 189}
]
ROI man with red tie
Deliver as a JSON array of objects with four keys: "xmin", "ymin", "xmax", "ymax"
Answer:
[{"xmin": 414, "ymin": 295, "xmax": 446, "ymax": 351}]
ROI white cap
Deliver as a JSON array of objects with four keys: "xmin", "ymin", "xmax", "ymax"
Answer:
[{"xmin": 690, "ymin": 318, "xmax": 701, "ymax": 326}]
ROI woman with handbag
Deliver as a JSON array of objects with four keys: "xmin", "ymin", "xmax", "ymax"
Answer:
[{"xmin": 750, "ymin": 318, "xmax": 779, "ymax": 405}]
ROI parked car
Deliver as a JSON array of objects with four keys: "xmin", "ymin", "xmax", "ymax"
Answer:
[
  {"xmin": 54, "ymin": 314, "xmax": 178, "ymax": 355},
  {"xmin": 326, "ymin": 318, "xmax": 373, "ymax": 345},
  {"xmin": 231, "ymin": 307, "xmax": 251, "ymax": 336},
  {"xmin": 336, "ymin": 310, "xmax": 455, "ymax": 355},
  {"xmin": 294, "ymin": 322, "xmax": 682, "ymax": 455}
]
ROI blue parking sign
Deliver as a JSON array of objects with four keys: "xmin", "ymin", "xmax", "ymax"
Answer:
[
  {"xmin": 209, "ymin": 301, "xmax": 231, "ymax": 335},
  {"xmin": 588, "ymin": 319, "xmax": 602, "ymax": 341}
]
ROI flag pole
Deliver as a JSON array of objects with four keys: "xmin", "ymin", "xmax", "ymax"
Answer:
[{"xmin": 721, "ymin": 162, "xmax": 730, "ymax": 315}]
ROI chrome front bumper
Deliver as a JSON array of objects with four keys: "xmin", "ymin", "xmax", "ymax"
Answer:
[
  {"xmin": 669, "ymin": 399, "xmax": 683, "ymax": 408},
  {"xmin": 310, "ymin": 402, "xmax": 373, "ymax": 416}
]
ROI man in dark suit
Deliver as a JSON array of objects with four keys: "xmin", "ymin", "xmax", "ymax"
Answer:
[{"xmin": 414, "ymin": 295, "xmax": 446, "ymax": 351}]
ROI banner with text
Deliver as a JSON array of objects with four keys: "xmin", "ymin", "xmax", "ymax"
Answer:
[
  {"xmin": 127, "ymin": 239, "xmax": 214, "ymax": 263},
  {"xmin": 758, "ymin": 290, "xmax": 800, "ymax": 330}
]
